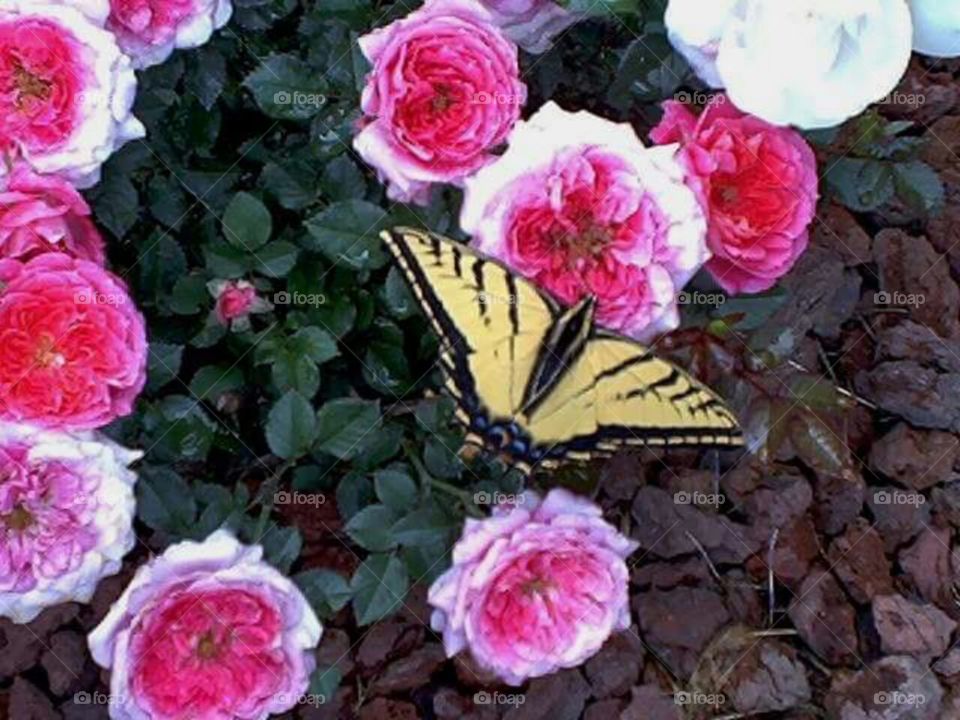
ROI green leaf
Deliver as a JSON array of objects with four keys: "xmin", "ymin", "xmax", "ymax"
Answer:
[
  {"xmin": 244, "ymin": 54, "xmax": 328, "ymax": 121},
  {"xmin": 253, "ymin": 240, "xmax": 300, "ymax": 278},
  {"xmin": 262, "ymin": 159, "xmax": 320, "ymax": 210},
  {"xmin": 374, "ymin": 468, "xmax": 418, "ymax": 512},
  {"xmin": 825, "ymin": 158, "xmax": 896, "ymax": 212},
  {"xmin": 266, "ymin": 390, "xmax": 318, "ymax": 459},
  {"xmin": 91, "ymin": 172, "xmax": 140, "ymax": 239},
  {"xmin": 894, "ymin": 160, "xmax": 945, "ymax": 214},
  {"xmin": 169, "ymin": 274, "xmax": 209, "ymax": 315},
  {"xmin": 147, "ymin": 343, "xmax": 184, "ymax": 392},
  {"xmin": 382, "ymin": 266, "xmax": 417, "ymax": 319},
  {"xmin": 189, "ymin": 365, "xmax": 244, "ymax": 402},
  {"xmin": 185, "ymin": 46, "xmax": 228, "ymax": 110},
  {"xmin": 303, "ymin": 200, "xmax": 391, "ymax": 270},
  {"xmin": 294, "ymin": 569, "xmax": 353, "ymax": 618},
  {"xmin": 315, "ymin": 398, "xmax": 381, "ymax": 460},
  {"xmin": 137, "ymin": 467, "xmax": 197, "ymax": 534},
  {"xmin": 392, "ymin": 505, "xmax": 456, "ymax": 548},
  {"xmin": 290, "ymin": 327, "xmax": 339, "ymax": 364},
  {"xmin": 345, "ymin": 504, "xmax": 399, "ymax": 551},
  {"xmin": 320, "ymin": 155, "xmax": 367, "ymax": 202},
  {"xmin": 272, "ymin": 351, "xmax": 321, "ymax": 397},
  {"xmin": 260, "ymin": 525, "xmax": 303, "ymax": 573},
  {"xmin": 223, "ymin": 191, "xmax": 272, "ymax": 250},
  {"xmin": 350, "ymin": 553, "xmax": 409, "ymax": 625},
  {"xmin": 308, "ymin": 666, "xmax": 342, "ymax": 706}
]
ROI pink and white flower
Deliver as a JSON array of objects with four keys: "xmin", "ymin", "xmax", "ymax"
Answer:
[
  {"xmin": 0, "ymin": 254, "xmax": 148, "ymax": 431},
  {"xmin": 0, "ymin": 0, "xmax": 145, "ymax": 188},
  {"xmin": 89, "ymin": 530, "xmax": 323, "ymax": 720},
  {"xmin": 650, "ymin": 95, "xmax": 818, "ymax": 295},
  {"xmin": 208, "ymin": 279, "xmax": 272, "ymax": 332},
  {"xmin": 0, "ymin": 165, "xmax": 106, "ymax": 264},
  {"xmin": 429, "ymin": 489, "xmax": 638, "ymax": 685},
  {"xmin": 107, "ymin": 0, "xmax": 234, "ymax": 70},
  {"xmin": 909, "ymin": 0, "xmax": 960, "ymax": 57},
  {"xmin": 665, "ymin": 0, "xmax": 913, "ymax": 129},
  {"xmin": 481, "ymin": 0, "xmax": 577, "ymax": 54},
  {"xmin": 0, "ymin": 422, "xmax": 139, "ymax": 624},
  {"xmin": 461, "ymin": 102, "xmax": 709, "ymax": 341},
  {"xmin": 354, "ymin": 0, "xmax": 526, "ymax": 204}
]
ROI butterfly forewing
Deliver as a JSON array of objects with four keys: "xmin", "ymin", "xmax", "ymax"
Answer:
[{"xmin": 381, "ymin": 228, "xmax": 557, "ymax": 422}]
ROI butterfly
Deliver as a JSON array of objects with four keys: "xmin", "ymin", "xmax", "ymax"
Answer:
[{"xmin": 382, "ymin": 227, "xmax": 743, "ymax": 474}]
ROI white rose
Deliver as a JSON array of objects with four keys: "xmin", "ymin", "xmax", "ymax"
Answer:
[
  {"xmin": 666, "ymin": 0, "xmax": 914, "ymax": 129},
  {"xmin": 0, "ymin": 0, "xmax": 145, "ymax": 189},
  {"xmin": 909, "ymin": 0, "xmax": 960, "ymax": 57},
  {"xmin": 0, "ymin": 423, "xmax": 141, "ymax": 624}
]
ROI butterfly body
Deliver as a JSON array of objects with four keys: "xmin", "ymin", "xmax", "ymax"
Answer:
[{"xmin": 383, "ymin": 227, "xmax": 743, "ymax": 474}]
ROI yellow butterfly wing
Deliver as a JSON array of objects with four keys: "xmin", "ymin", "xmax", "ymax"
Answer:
[
  {"xmin": 381, "ymin": 227, "xmax": 557, "ymax": 426},
  {"xmin": 520, "ymin": 334, "xmax": 742, "ymax": 464}
]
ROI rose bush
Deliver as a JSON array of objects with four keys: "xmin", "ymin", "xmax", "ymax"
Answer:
[
  {"xmin": 88, "ymin": 530, "xmax": 322, "ymax": 720},
  {"xmin": 0, "ymin": 0, "xmax": 144, "ymax": 188},
  {"xmin": 354, "ymin": 0, "xmax": 527, "ymax": 204},
  {"xmin": 0, "ymin": 422, "xmax": 139, "ymax": 623},
  {"xmin": 462, "ymin": 101, "xmax": 708, "ymax": 340},
  {"xmin": 650, "ymin": 95, "xmax": 818, "ymax": 294}
]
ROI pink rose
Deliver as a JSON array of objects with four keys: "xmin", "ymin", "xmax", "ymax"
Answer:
[
  {"xmin": 209, "ymin": 279, "xmax": 272, "ymax": 331},
  {"xmin": 481, "ymin": 0, "xmax": 576, "ymax": 53},
  {"xmin": 0, "ymin": 255, "xmax": 148, "ymax": 430},
  {"xmin": 107, "ymin": 0, "xmax": 234, "ymax": 70},
  {"xmin": 0, "ymin": 422, "xmax": 140, "ymax": 623},
  {"xmin": 354, "ymin": 0, "xmax": 526, "ymax": 204},
  {"xmin": 0, "ymin": 1, "xmax": 144, "ymax": 189},
  {"xmin": 89, "ymin": 530, "xmax": 322, "ymax": 720},
  {"xmin": 429, "ymin": 489, "xmax": 638, "ymax": 685},
  {"xmin": 651, "ymin": 95, "xmax": 818, "ymax": 295},
  {"xmin": 461, "ymin": 102, "xmax": 709, "ymax": 341},
  {"xmin": 0, "ymin": 166, "xmax": 106, "ymax": 264}
]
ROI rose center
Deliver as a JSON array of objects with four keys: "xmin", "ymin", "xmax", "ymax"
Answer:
[
  {"xmin": 196, "ymin": 630, "xmax": 222, "ymax": 660},
  {"xmin": 520, "ymin": 577, "xmax": 552, "ymax": 596},
  {"xmin": 4, "ymin": 505, "xmax": 34, "ymax": 532},
  {"xmin": 35, "ymin": 335, "xmax": 65, "ymax": 369},
  {"xmin": 716, "ymin": 185, "xmax": 739, "ymax": 205},
  {"xmin": 550, "ymin": 222, "xmax": 612, "ymax": 263},
  {"xmin": 431, "ymin": 85, "xmax": 455, "ymax": 113},
  {"xmin": 13, "ymin": 62, "xmax": 52, "ymax": 105}
]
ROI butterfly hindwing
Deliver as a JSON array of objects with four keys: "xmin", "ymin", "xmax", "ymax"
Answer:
[{"xmin": 521, "ymin": 334, "xmax": 742, "ymax": 458}]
